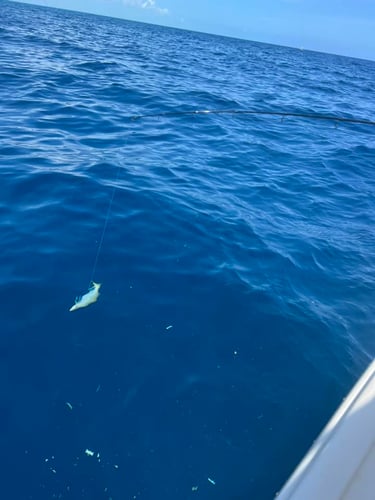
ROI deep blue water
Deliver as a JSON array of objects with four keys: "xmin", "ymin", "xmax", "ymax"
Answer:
[{"xmin": 1, "ymin": 1, "xmax": 375, "ymax": 498}]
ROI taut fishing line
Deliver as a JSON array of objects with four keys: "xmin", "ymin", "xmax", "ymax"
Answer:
[
  {"xmin": 69, "ymin": 158, "xmax": 123, "ymax": 312},
  {"xmin": 88, "ymin": 161, "xmax": 123, "ymax": 287}
]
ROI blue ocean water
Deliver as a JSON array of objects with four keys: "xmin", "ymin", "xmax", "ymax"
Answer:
[{"xmin": 1, "ymin": 1, "xmax": 374, "ymax": 498}]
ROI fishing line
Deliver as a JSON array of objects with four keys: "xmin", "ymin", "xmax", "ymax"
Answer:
[
  {"xmin": 88, "ymin": 108, "xmax": 372, "ymax": 284},
  {"xmin": 69, "ymin": 158, "xmax": 123, "ymax": 311},
  {"xmin": 88, "ymin": 160, "xmax": 122, "ymax": 287},
  {"xmin": 130, "ymin": 108, "xmax": 375, "ymax": 127}
]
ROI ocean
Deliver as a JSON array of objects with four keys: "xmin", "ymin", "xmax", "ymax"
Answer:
[{"xmin": 0, "ymin": 1, "xmax": 374, "ymax": 499}]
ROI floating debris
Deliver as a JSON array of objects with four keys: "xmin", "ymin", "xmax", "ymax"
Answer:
[
  {"xmin": 113, "ymin": 464, "xmax": 119, "ymax": 469},
  {"xmin": 66, "ymin": 402, "xmax": 73, "ymax": 410},
  {"xmin": 165, "ymin": 325, "xmax": 173, "ymax": 330},
  {"xmin": 85, "ymin": 449, "xmax": 95, "ymax": 457},
  {"xmin": 192, "ymin": 485, "xmax": 199, "ymax": 491},
  {"xmin": 96, "ymin": 384, "xmax": 101, "ymax": 393},
  {"xmin": 207, "ymin": 477, "xmax": 216, "ymax": 485}
]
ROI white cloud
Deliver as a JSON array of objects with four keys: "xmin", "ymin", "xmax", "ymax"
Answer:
[{"xmin": 123, "ymin": 0, "xmax": 169, "ymax": 15}]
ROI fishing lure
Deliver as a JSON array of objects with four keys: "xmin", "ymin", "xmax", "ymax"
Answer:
[{"xmin": 69, "ymin": 282, "xmax": 101, "ymax": 312}]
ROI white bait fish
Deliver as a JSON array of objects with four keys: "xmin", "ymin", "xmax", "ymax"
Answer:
[{"xmin": 69, "ymin": 282, "xmax": 101, "ymax": 312}]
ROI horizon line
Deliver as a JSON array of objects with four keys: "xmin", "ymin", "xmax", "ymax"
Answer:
[{"xmin": 9, "ymin": 0, "xmax": 375, "ymax": 63}]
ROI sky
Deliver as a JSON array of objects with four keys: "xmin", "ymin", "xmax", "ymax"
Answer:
[{"xmin": 12, "ymin": 0, "xmax": 375, "ymax": 60}]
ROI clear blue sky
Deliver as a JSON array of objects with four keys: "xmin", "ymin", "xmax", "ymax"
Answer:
[{"xmin": 14, "ymin": 0, "xmax": 375, "ymax": 60}]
